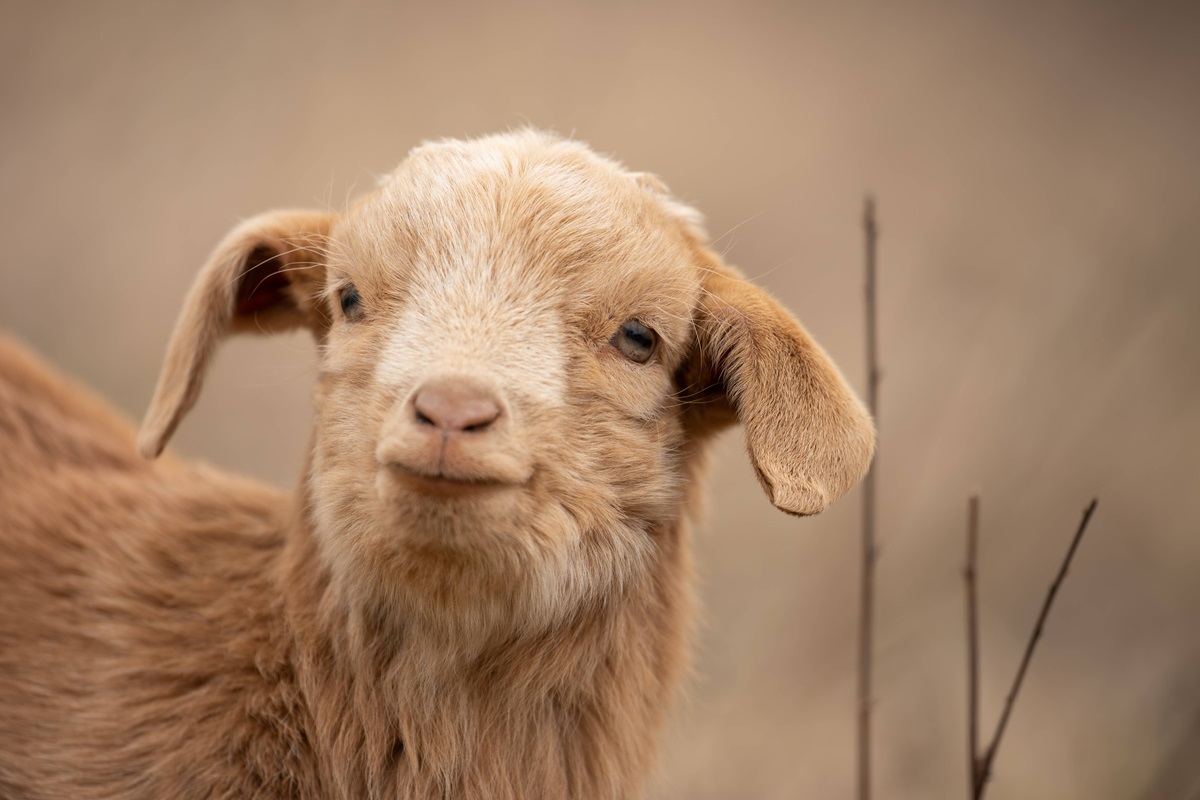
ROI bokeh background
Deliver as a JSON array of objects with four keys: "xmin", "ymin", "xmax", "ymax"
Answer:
[{"xmin": 3, "ymin": 1, "xmax": 1198, "ymax": 797}]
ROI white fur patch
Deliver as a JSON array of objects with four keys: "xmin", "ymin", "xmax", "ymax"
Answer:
[{"xmin": 375, "ymin": 264, "xmax": 567, "ymax": 409}]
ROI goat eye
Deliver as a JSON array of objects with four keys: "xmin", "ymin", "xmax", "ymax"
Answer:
[
  {"xmin": 339, "ymin": 284, "xmax": 363, "ymax": 320},
  {"xmin": 610, "ymin": 320, "xmax": 658, "ymax": 364}
]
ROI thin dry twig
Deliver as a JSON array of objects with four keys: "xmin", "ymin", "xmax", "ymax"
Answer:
[
  {"xmin": 970, "ymin": 498, "xmax": 1100, "ymax": 799},
  {"xmin": 966, "ymin": 494, "xmax": 982, "ymax": 796},
  {"xmin": 857, "ymin": 195, "xmax": 880, "ymax": 800}
]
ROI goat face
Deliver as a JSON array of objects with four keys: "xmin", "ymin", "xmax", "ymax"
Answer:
[{"xmin": 140, "ymin": 130, "xmax": 874, "ymax": 632}]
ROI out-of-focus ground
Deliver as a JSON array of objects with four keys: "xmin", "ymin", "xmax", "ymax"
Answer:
[{"xmin": 2, "ymin": 1, "xmax": 1198, "ymax": 797}]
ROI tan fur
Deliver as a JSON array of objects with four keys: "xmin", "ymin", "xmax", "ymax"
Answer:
[{"xmin": 0, "ymin": 130, "xmax": 874, "ymax": 799}]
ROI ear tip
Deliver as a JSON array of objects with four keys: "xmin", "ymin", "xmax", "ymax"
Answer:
[
  {"xmin": 137, "ymin": 428, "xmax": 166, "ymax": 460},
  {"xmin": 754, "ymin": 463, "xmax": 833, "ymax": 515},
  {"xmin": 768, "ymin": 482, "xmax": 831, "ymax": 517}
]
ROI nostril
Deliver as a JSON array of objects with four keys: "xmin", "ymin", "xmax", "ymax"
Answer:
[{"xmin": 411, "ymin": 379, "xmax": 503, "ymax": 434}]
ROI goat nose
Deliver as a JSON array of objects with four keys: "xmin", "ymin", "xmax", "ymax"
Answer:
[{"xmin": 412, "ymin": 379, "xmax": 502, "ymax": 433}]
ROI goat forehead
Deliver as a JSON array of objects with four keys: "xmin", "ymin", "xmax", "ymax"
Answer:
[{"xmin": 369, "ymin": 137, "xmax": 676, "ymax": 276}]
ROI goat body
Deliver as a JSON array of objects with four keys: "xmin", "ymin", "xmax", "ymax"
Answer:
[{"xmin": 0, "ymin": 131, "xmax": 873, "ymax": 799}]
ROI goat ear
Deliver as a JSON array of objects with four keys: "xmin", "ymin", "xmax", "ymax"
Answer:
[
  {"xmin": 138, "ymin": 210, "xmax": 335, "ymax": 459},
  {"xmin": 681, "ymin": 259, "xmax": 875, "ymax": 516}
]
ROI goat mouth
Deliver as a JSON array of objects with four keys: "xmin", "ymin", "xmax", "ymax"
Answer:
[{"xmin": 386, "ymin": 465, "xmax": 514, "ymax": 497}]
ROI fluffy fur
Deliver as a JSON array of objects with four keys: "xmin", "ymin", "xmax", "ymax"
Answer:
[{"xmin": 0, "ymin": 130, "xmax": 874, "ymax": 799}]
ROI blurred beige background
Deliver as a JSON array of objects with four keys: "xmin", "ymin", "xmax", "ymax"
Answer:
[{"xmin": 2, "ymin": 1, "xmax": 1198, "ymax": 797}]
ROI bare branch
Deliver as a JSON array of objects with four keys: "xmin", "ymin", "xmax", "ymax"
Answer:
[
  {"xmin": 975, "ymin": 498, "xmax": 1100, "ymax": 797},
  {"xmin": 857, "ymin": 195, "xmax": 880, "ymax": 800},
  {"xmin": 966, "ymin": 493, "xmax": 981, "ymax": 798}
]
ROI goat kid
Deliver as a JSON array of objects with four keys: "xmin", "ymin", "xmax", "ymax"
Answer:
[{"xmin": 0, "ymin": 130, "xmax": 874, "ymax": 799}]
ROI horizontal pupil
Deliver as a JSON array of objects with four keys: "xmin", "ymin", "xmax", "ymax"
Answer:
[
  {"xmin": 627, "ymin": 331, "xmax": 651, "ymax": 348},
  {"xmin": 624, "ymin": 323, "xmax": 650, "ymax": 344}
]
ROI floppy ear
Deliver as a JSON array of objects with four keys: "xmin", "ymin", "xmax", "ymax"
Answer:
[
  {"xmin": 138, "ymin": 210, "xmax": 335, "ymax": 459},
  {"xmin": 680, "ymin": 258, "xmax": 875, "ymax": 516}
]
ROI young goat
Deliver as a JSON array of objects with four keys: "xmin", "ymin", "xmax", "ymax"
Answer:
[{"xmin": 0, "ymin": 130, "xmax": 874, "ymax": 799}]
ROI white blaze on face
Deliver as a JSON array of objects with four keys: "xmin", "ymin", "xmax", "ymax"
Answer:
[{"xmin": 375, "ymin": 263, "xmax": 568, "ymax": 411}]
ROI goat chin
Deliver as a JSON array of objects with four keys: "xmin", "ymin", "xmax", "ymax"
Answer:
[{"xmin": 0, "ymin": 130, "xmax": 873, "ymax": 800}]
